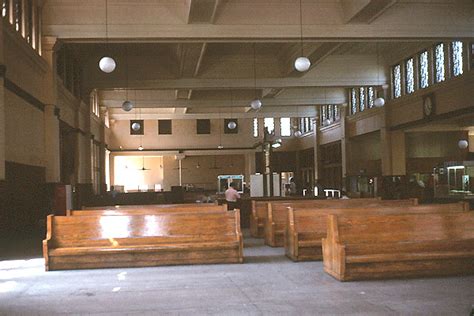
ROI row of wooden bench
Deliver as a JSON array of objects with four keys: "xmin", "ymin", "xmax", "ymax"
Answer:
[
  {"xmin": 43, "ymin": 204, "xmax": 243, "ymax": 271},
  {"xmin": 250, "ymin": 198, "xmax": 474, "ymax": 280}
]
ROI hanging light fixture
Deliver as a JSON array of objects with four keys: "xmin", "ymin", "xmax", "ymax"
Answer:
[
  {"xmin": 458, "ymin": 139, "xmax": 469, "ymax": 149},
  {"xmin": 250, "ymin": 43, "xmax": 262, "ymax": 110},
  {"xmin": 99, "ymin": 0, "xmax": 116, "ymax": 73},
  {"xmin": 294, "ymin": 0, "xmax": 310, "ymax": 72},
  {"xmin": 122, "ymin": 100, "xmax": 133, "ymax": 112},
  {"xmin": 374, "ymin": 42, "xmax": 385, "ymax": 107},
  {"xmin": 228, "ymin": 89, "xmax": 237, "ymax": 129},
  {"xmin": 122, "ymin": 45, "xmax": 134, "ymax": 111}
]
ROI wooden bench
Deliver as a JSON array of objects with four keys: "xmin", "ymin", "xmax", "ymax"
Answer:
[
  {"xmin": 43, "ymin": 210, "xmax": 243, "ymax": 271},
  {"xmin": 250, "ymin": 197, "xmax": 382, "ymax": 238},
  {"xmin": 83, "ymin": 203, "xmax": 221, "ymax": 210},
  {"xmin": 322, "ymin": 211, "xmax": 474, "ymax": 281},
  {"xmin": 286, "ymin": 202, "xmax": 468, "ymax": 261},
  {"xmin": 265, "ymin": 198, "xmax": 417, "ymax": 247},
  {"xmin": 68, "ymin": 204, "xmax": 227, "ymax": 216}
]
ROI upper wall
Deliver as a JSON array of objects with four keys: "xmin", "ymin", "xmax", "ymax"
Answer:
[{"xmin": 389, "ymin": 72, "xmax": 474, "ymax": 129}]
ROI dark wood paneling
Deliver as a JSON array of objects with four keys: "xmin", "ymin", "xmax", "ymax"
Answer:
[{"xmin": 3, "ymin": 162, "xmax": 49, "ymax": 237}]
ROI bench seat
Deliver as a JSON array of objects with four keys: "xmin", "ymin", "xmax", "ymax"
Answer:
[
  {"xmin": 44, "ymin": 211, "xmax": 243, "ymax": 271},
  {"xmin": 285, "ymin": 202, "xmax": 467, "ymax": 261},
  {"xmin": 322, "ymin": 212, "xmax": 474, "ymax": 281}
]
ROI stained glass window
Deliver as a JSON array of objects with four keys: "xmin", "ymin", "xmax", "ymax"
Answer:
[
  {"xmin": 393, "ymin": 64, "xmax": 401, "ymax": 98},
  {"xmin": 264, "ymin": 118, "xmax": 275, "ymax": 135},
  {"xmin": 419, "ymin": 51, "xmax": 429, "ymax": 89},
  {"xmin": 359, "ymin": 87, "xmax": 365, "ymax": 112},
  {"xmin": 2, "ymin": 0, "xmax": 8, "ymax": 18},
  {"xmin": 327, "ymin": 105, "xmax": 334, "ymax": 122},
  {"xmin": 434, "ymin": 43, "xmax": 445, "ymax": 83},
  {"xmin": 253, "ymin": 118, "xmax": 258, "ymax": 137},
  {"xmin": 321, "ymin": 106, "xmax": 327, "ymax": 123},
  {"xmin": 451, "ymin": 41, "xmax": 463, "ymax": 77},
  {"xmin": 405, "ymin": 58, "xmax": 414, "ymax": 94},
  {"xmin": 280, "ymin": 118, "xmax": 291, "ymax": 137},
  {"xmin": 367, "ymin": 87, "xmax": 374, "ymax": 108},
  {"xmin": 351, "ymin": 88, "xmax": 357, "ymax": 114}
]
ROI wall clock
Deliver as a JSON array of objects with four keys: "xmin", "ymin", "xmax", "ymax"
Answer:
[{"xmin": 423, "ymin": 94, "xmax": 435, "ymax": 118}]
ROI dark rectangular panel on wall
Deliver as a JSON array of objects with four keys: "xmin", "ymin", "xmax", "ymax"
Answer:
[
  {"xmin": 196, "ymin": 119, "xmax": 211, "ymax": 134},
  {"xmin": 158, "ymin": 120, "xmax": 172, "ymax": 135},
  {"xmin": 255, "ymin": 151, "xmax": 297, "ymax": 173},
  {"xmin": 3, "ymin": 162, "xmax": 48, "ymax": 237}
]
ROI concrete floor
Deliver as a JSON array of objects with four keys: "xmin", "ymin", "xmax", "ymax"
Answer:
[{"xmin": 0, "ymin": 233, "xmax": 473, "ymax": 315}]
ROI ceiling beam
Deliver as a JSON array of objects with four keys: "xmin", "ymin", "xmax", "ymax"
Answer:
[
  {"xmin": 109, "ymin": 109, "xmax": 319, "ymax": 120},
  {"xmin": 92, "ymin": 77, "xmax": 386, "ymax": 90},
  {"xmin": 342, "ymin": 0, "xmax": 398, "ymax": 24},
  {"xmin": 101, "ymin": 96, "xmax": 347, "ymax": 108},
  {"xmin": 187, "ymin": 0, "xmax": 222, "ymax": 24}
]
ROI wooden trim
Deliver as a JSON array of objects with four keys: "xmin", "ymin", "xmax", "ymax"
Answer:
[
  {"xmin": 3, "ymin": 78, "xmax": 45, "ymax": 111},
  {"xmin": 110, "ymin": 146, "xmax": 256, "ymax": 152},
  {"xmin": 390, "ymin": 105, "xmax": 474, "ymax": 131}
]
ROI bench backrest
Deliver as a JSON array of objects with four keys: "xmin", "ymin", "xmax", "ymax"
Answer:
[
  {"xmin": 290, "ymin": 202, "xmax": 468, "ymax": 234},
  {"xmin": 327, "ymin": 211, "xmax": 474, "ymax": 244},
  {"xmin": 68, "ymin": 205, "xmax": 226, "ymax": 216},
  {"xmin": 82, "ymin": 203, "xmax": 220, "ymax": 210},
  {"xmin": 47, "ymin": 211, "xmax": 241, "ymax": 248},
  {"xmin": 270, "ymin": 198, "xmax": 418, "ymax": 224}
]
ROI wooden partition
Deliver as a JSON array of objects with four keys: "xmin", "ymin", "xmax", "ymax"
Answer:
[
  {"xmin": 322, "ymin": 211, "xmax": 474, "ymax": 281},
  {"xmin": 265, "ymin": 198, "xmax": 416, "ymax": 247},
  {"xmin": 82, "ymin": 203, "xmax": 220, "ymax": 210},
  {"xmin": 70, "ymin": 204, "xmax": 226, "ymax": 216},
  {"xmin": 249, "ymin": 197, "xmax": 333, "ymax": 238},
  {"xmin": 43, "ymin": 210, "xmax": 243, "ymax": 271},
  {"xmin": 286, "ymin": 202, "xmax": 468, "ymax": 261}
]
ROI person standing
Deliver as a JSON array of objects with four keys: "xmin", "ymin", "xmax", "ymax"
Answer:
[{"xmin": 225, "ymin": 182, "xmax": 240, "ymax": 210}]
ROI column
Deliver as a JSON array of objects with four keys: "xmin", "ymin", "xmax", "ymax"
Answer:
[
  {"xmin": 391, "ymin": 130, "xmax": 406, "ymax": 175},
  {"xmin": 0, "ymin": 17, "xmax": 5, "ymax": 181},
  {"xmin": 42, "ymin": 37, "xmax": 61, "ymax": 183},
  {"xmin": 313, "ymin": 109, "xmax": 320, "ymax": 183},
  {"xmin": 244, "ymin": 152, "xmax": 255, "ymax": 184},
  {"xmin": 380, "ymin": 108, "xmax": 392, "ymax": 176},
  {"xmin": 340, "ymin": 104, "xmax": 350, "ymax": 190}
]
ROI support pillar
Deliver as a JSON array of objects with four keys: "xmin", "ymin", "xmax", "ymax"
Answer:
[
  {"xmin": 340, "ymin": 104, "xmax": 350, "ymax": 191},
  {"xmin": 313, "ymin": 109, "xmax": 320, "ymax": 183},
  {"xmin": 42, "ymin": 37, "xmax": 60, "ymax": 183},
  {"xmin": 391, "ymin": 130, "xmax": 406, "ymax": 175},
  {"xmin": 244, "ymin": 152, "xmax": 255, "ymax": 185},
  {"xmin": 43, "ymin": 105, "xmax": 61, "ymax": 182},
  {"xmin": 0, "ymin": 17, "xmax": 5, "ymax": 181}
]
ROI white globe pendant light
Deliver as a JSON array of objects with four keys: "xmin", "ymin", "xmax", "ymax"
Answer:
[
  {"xmin": 99, "ymin": 56, "xmax": 116, "ymax": 73},
  {"xmin": 374, "ymin": 97, "xmax": 385, "ymax": 107},
  {"xmin": 227, "ymin": 121, "xmax": 237, "ymax": 129},
  {"xmin": 131, "ymin": 122, "xmax": 141, "ymax": 131},
  {"xmin": 294, "ymin": 56, "xmax": 311, "ymax": 72},
  {"xmin": 294, "ymin": 130, "xmax": 302, "ymax": 137},
  {"xmin": 122, "ymin": 100, "xmax": 134, "ymax": 112},
  {"xmin": 250, "ymin": 99, "xmax": 262, "ymax": 110},
  {"xmin": 458, "ymin": 139, "xmax": 469, "ymax": 149}
]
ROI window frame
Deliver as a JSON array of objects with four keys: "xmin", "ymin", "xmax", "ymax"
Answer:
[
  {"xmin": 158, "ymin": 119, "xmax": 172, "ymax": 135},
  {"xmin": 280, "ymin": 117, "xmax": 291, "ymax": 137}
]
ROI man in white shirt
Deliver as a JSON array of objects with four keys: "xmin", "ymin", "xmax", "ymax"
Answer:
[{"xmin": 225, "ymin": 182, "xmax": 240, "ymax": 210}]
